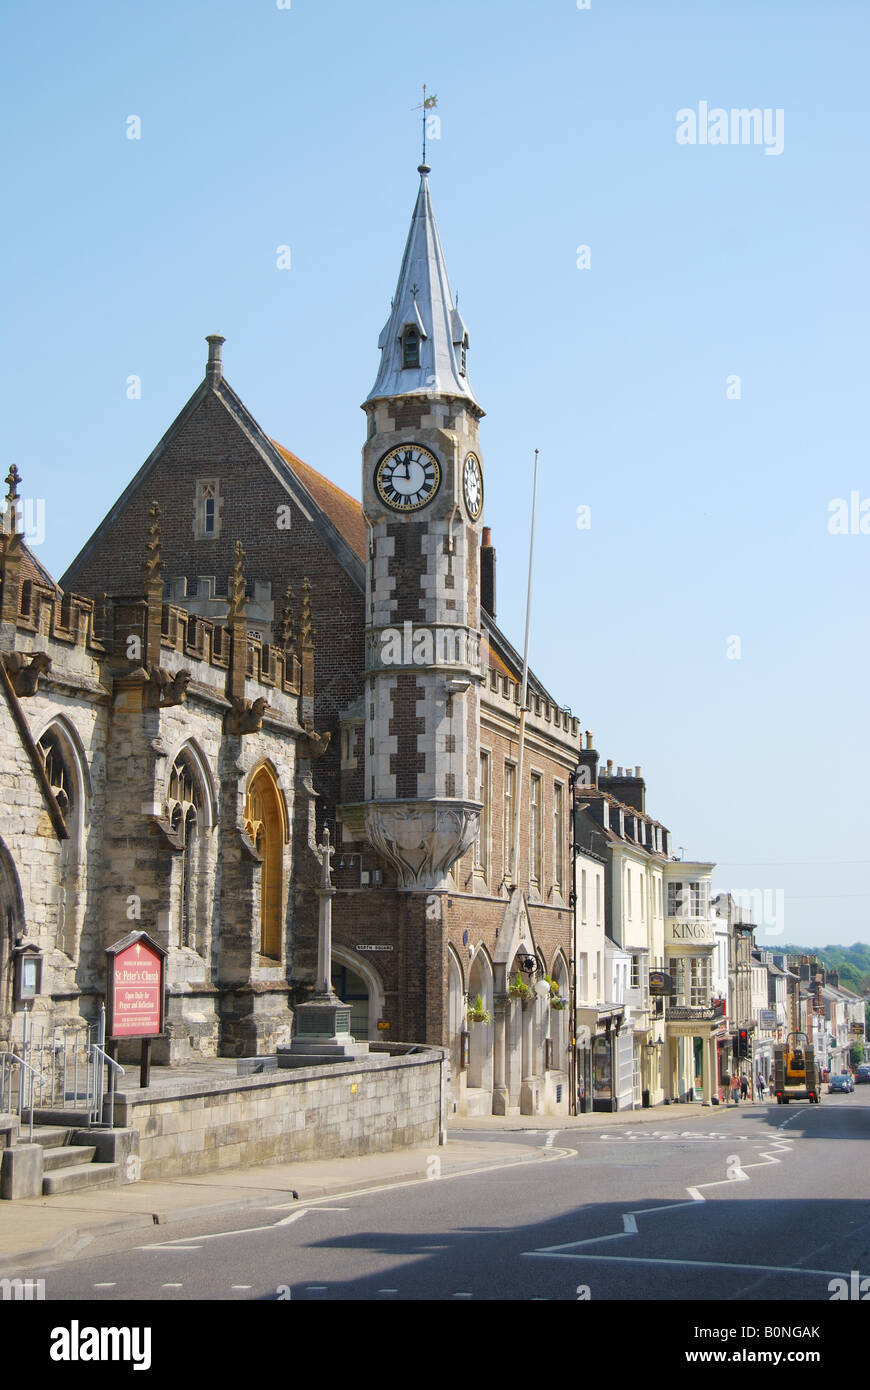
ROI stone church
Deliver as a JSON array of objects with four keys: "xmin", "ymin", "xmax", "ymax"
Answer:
[{"xmin": 4, "ymin": 164, "xmax": 588, "ymax": 1115}]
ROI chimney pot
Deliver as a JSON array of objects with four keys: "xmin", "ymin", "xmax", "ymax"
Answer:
[
  {"xmin": 635, "ymin": 766, "xmax": 641, "ymax": 777},
  {"xmin": 617, "ymin": 766, "xmax": 623, "ymax": 777},
  {"xmin": 585, "ymin": 730, "xmax": 593, "ymax": 750},
  {"xmin": 606, "ymin": 759, "xmax": 613, "ymax": 775},
  {"xmin": 206, "ymin": 334, "xmax": 225, "ymax": 384}
]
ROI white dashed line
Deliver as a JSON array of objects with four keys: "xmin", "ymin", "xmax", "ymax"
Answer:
[
  {"xmin": 453, "ymin": 1292, "xmax": 473, "ymax": 1298},
  {"xmin": 161, "ymin": 1283, "xmax": 183, "ymax": 1289},
  {"xmin": 93, "ymin": 1282, "xmax": 116, "ymax": 1288},
  {"xmin": 231, "ymin": 1285, "xmax": 252, "ymax": 1290}
]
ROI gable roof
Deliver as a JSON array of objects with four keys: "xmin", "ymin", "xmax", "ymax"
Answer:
[{"xmin": 60, "ymin": 368, "xmax": 366, "ymax": 594}]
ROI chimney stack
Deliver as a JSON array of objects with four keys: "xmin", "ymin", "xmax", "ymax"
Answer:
[
  {"xmin": 480, "ymin": 526, "xmax": 496, "ymax": 620},
  {"xmin": 206, "ymin": 334, "xmax": 225, "ymax": 386}
]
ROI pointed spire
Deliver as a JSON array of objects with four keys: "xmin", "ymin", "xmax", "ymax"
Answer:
[
  {"xmin": 142, "ymin": 502, "xmax": 164, "ymax": 584},
  {"xmin": 4, "ymin": 465, "xmax": 22, "ymax": 537},
  {"xmin": 299, "ymin": 576, "xmax": 314, "ymax": 648},
  {"xmin": 279, "ymin": 584, "xmax": 296, "ymax": 653},
  {"xmin": 365, "ymin": 168, "xmax": 481, "ymax": 410},
  {"xmin": 227, "ymin": 541, "xmax": 247, "ymax": 622}
]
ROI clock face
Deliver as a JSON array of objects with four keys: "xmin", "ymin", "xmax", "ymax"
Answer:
[
  {"xmin": 375, "ymin": 444, "xmax": 441, "ymax": 512},
  {"xmin": 463, "ymin": 452, "xmax": 483, "ymax": 520}
]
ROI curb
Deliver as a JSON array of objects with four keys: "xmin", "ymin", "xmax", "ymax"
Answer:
[{"xmin": 0, "ymin": 1140, "xmax": 542, "ymax": 1275}]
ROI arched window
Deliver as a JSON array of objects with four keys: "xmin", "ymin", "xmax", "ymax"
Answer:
[
  {"xmin": 402, "ymin": 327, "xmax": 420, "ymax": 369},
  {"xmin": 167, "ymin": 754, "xmax": 203, "ymax": 951},
  {"xmin": 36, "ymin": 723, "xmax": 86, "ymax": 957},
  {"xmin": 244, "ymin": 766, "xmax": 287, "ymax": 960}
]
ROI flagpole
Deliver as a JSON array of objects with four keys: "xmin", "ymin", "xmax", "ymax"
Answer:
[{"xmin": 511, "ymin": 448, "xmax": 540, "ymax": 888}]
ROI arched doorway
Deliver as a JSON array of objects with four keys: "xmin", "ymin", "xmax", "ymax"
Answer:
[
  {"xmin": 467, "ymin": 949, "xmax": 494, "ymax": 1092},
  {"xmin": 330, "ymin": 946, "xmax": 385, "ymax": 1041}
]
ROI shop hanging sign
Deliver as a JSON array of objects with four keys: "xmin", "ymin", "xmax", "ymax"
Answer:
[{"xmin": 106, "ymin": 931, "xmax": 166, "ymax": 1039}]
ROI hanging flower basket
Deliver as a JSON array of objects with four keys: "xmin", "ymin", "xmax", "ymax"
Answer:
[
  {"xmin": 550, "ymin": 997, "xmax": 568, "ymax": 1012},
  {"xmin": 467, "ymin": 992, "xmax": 492, "ymax": 1025},
  {"xmin": 509, "ymin": 971, "xmax": 532, "ymax": 999},
  {"xmin": 543, "ymin": 974, "xmax": 567, "ymax": 1008}
]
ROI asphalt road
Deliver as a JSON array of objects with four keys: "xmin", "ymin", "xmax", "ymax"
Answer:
[{"xmin": 29, "ymin": 1090, "xmax": 870, "ymax": 1304}]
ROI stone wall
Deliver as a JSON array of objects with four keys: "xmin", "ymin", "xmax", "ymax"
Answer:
[{"xmin": 111, "ymin": 1047, "xmax": 447, "ymax": 1179}]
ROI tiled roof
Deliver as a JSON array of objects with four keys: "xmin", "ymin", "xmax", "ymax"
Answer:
[
  {"xmin": 20, "ymin": 541, "xmax": 60, "ymax": 594},
  {"xmin": 271, "ymin": 441, "xmax": 368, "ymax": 564}
]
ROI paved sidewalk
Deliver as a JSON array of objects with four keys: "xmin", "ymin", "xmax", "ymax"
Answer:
[
  {"xmin": 451, "ymin": 1098, "xmax": 769, "ymax": 1132},
  {"xmin": 0, "ymin": 1136, "xmax": 542, "ymax": 1274}
]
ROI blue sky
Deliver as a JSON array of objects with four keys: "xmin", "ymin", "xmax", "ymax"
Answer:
[{"xmin": 2, "ymin": 0, "xmax": 868, "ymax": 948}]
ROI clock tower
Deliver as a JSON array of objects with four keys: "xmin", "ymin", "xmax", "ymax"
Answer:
[{"xmin": 361, "ymin": 164, "xmax": 483, "ymax": 890}]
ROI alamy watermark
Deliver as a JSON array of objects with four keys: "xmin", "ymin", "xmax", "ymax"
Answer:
[
  {"xmin": 676, "ymin": 103, "xmax": 784, "ymax": 156},
  {"xmin": 731, "ymin": 888, "xmax": 785, "ymax": 937}
]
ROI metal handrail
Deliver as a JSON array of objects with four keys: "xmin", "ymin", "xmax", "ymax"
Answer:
[
  {"xmin": 0, "ymin": 1050, "xmax": 50, "ymax": 1142},
  {"xmin": 88, "ymin": 1045, "xmax": 125, "ymax": 1128}
]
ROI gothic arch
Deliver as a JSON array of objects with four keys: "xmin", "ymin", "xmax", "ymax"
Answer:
[
  {"xmin": 447, "ymin": 944, "xmax": 466, "ymax": 1072},
  {"xmin": 331, "ymin": 944, "xmax": 385, "ymax": 1041},
  {"xmin": 550, "ymin": 950, "xmax": 571, "ymax": 1071},
  {"xmin": 165, "ymin": 738, "xmax": 217, "ymax": 828},
  {"xmin": 244, "ymin": 764, "xmax": 289, "ymax": 960},
  {"xmin": 0, "ymin": 840, "xmax": 26, "ymax": 1031},
  {"xmin": 467, "ymin": 946, "xmax": 494, "ymax": 1092},
  {"xmin": 33, "ymin": 716, "xmax": 88, "ymax": 957}
]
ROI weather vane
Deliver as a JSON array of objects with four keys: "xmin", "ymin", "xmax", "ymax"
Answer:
[{"xmin": 413, "ymin": 84, "xmax": 438, "ymax": 166}]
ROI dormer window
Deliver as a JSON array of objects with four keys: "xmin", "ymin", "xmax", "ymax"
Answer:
[{"xmin": 402, "ymin": 328, "xmax": 420, "ymax": 369}]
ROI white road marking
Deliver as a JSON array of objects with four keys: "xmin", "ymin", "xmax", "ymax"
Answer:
[
  {"xmin": 544, "ymin": 1130, "xmax": 559, "ymax": 1148},
  {"xmin": 453, "ymin": 1292, "xmax": 473, "ymax": 1298},
  {"xmin": 137, "ymin": 1244, "xmax": 203, "ymax": 1251},
  {"xmin": 522, "ymin": 1251, "xmax": 851, "ymax": 1279},
  {"xmin": 138, "ymin": 1207, "xmax": 310, "ymax": 1251},
  {"xmin": 161, "ymin": 1283, "xmax": 183, "ymax": 1288},
  {"xmin": 306, "ymin": 1285, "xmax": 327, "ymax": 1291},
  {"xmin": 231, "ymin": 1285, "xmax": 252, "ymax": 1290},
  {"xmin": 378, "ymin": 1289, "xmax": 398, "ymax": 1294},
  {"xmin": 93, "ymin": 1282, "xmax": 116, "ymax": 1288},
  {"xmin": 622, "ymin": 1214, "xmax": 638, "ymax": 1234},
  {"xmin": 265, "ymin": 1146, "xmax": 577, "ymax": 1212}
]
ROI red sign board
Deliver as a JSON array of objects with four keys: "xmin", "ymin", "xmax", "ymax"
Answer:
[{"xmin": 107, "ymin": 933, "xmax": 165, "ymax": 1039}]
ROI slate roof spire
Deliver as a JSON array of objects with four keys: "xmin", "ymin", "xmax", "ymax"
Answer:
[{"xmin": 365, "ymin": 166, "xmax": 480, "ymax": 410}]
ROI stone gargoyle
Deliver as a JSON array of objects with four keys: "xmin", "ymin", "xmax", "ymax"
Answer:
[
  {"xmin": 297, "ymin": 726, "xmax": 331, "ymax": 760},
  {"xmin": 225, "ymin": 695, "xmax": 269, "ymax": 735},
  {"xmin": 1, "ymin": 650, "xmax": 52, "ymax": 696},
  {"xmin": 147, "ymin": 666, "xmax": 192, "ymax": 708}
]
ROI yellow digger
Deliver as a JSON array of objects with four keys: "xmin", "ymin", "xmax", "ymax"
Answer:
[{"xmin": 773, "ymin": 1031, "xmax": 821, "ymax": 1104}]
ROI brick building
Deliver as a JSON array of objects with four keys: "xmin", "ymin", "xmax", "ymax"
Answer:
[{"xmin": 54, "ymin": 164, "xmax": 586, "ymax": 1114}]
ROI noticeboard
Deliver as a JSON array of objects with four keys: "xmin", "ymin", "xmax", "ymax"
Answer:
[{"xmin": 106, "ymin": 932, "xmax": 166, "ymax": 1039}]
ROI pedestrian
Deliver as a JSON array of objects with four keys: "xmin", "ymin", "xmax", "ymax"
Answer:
[
  {"xmin": 740, "ymin": 1074, "xmax": 749, "ymax": 1101},
  {"xmin": 756, "ymin": 1072, "xmax": 766, "ymax": 1101},
  {"xmin": 730, "ymin": 1073, "xmax": 740, "ymax": 1105}
]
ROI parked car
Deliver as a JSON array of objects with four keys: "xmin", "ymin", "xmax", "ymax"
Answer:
[
  {"xmin": 828, "ymin": 1073, "xmax": 854, "ymax": 1094},
  {"xmin": 854, "ymin": 1064, "xmax": 870, "ymax": 1085}
]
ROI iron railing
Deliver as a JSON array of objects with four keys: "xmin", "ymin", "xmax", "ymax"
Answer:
[{"xmin": 0, "ymin": 1005, "xmax": 124, "ymax": 1131}]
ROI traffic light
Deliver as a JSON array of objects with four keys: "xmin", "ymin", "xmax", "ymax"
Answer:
[{"xmin": 738, "ymin": 1029, "xmax": 750, "ymax": 1059}]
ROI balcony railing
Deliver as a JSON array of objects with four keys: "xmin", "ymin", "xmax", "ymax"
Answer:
[{"xmin": 666, "ymin": 1004, "xmax": 717, "ymax": 1022}]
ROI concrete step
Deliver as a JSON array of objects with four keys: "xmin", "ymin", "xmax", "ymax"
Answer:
[
  {"xmin": 42, "ymin": 1162, "xmax": 119, "ymax": 1196},
  {"xmin": 29, "ymin": 1108, "xmax": 94, "ymax": 1128},
  {"xmin": 26, "ymin": 1125, "xmax": 75, "ymax": 1149},
  {"xmin": 42, "ymin": 1144, "xmax": 97, "ymax": 1172}
]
